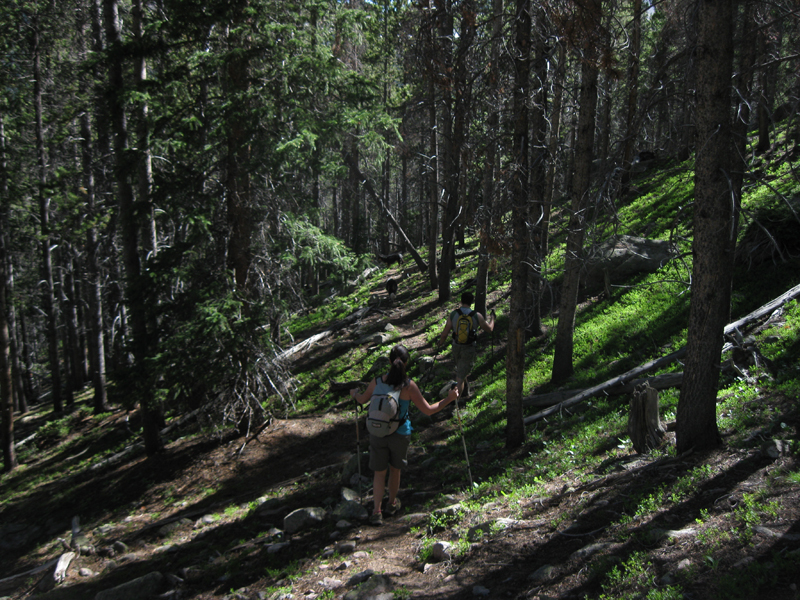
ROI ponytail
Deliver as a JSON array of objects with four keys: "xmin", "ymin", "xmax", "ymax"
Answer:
[{"xmin": 386, "ymin": 344, "xmax": 410, "ymax": 388}]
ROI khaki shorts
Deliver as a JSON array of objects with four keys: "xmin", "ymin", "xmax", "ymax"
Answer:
[
  {"xmin": 369, "ymin": 432, "xmax": 411, "ymax": 471},
  {"xmin": 452, "ymin": 343, "xmax": 477, "ymax": 381}
]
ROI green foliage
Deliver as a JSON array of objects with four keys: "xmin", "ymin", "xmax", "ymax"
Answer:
[{"xmin": 599, "ymin": 551, "xmax": 683, "ymax": 600}]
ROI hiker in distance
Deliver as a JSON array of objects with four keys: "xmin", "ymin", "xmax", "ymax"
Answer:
[
  {"xmin": 436, "ymin": 291, "xmax": 495, "ymax": 398},
  {"xmin": 350, "ymin": 344, "xmax": 460, "ymax": 526}
]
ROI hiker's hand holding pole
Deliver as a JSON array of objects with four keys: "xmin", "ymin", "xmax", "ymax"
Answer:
[{"xmin": 350, "ymin": 388, "xmax": 364, "ymax": 405}]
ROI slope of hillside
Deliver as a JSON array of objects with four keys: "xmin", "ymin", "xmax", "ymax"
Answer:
[{"xmin": 3, "ymin": 154, "xmax": 800, "ymax": 600}]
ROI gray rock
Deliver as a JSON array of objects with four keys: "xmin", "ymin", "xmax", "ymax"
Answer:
[
  {"xmin": 529, "ymin": 565, "xmax": 556, "ymax": 583},
  {"xmin": 343, "ymin": 573, "xmax": 393, "ymax": 600},
  {"xmin": 341, "ymin": 487, "xmax": 360, "ymax": 502},
  {"xmin": 341, "ymin": 453, "xmax": 370, "ymax": 486},
  {"xmin": 336, "ymin": 541, "xmax": 357, "ymax": 554},
  {"xmin": 284, "ymin": 507, "xmax": 327, "ymax": 534},
  {"xmin": 583, "ymin": 235, "xmax": 675, "ymax": 293},
  {"xmin": 347, "ymin": 569, "xmax": 375, "ymax": 586},
  {"xmin": 332, "ymin": 501, "xmax": 369, "ymax": 522},
  {"xmin": 570, "ymin": 542, "xmax": 613, "ymax": 561},
  {"xmin": 432, "ymin": 541, "xmax": 452, "ymax": 562},
  {"xmin": 472, "ymin": 585, "xmax": 490, "ymax": 596},
  {"xmin": 93, "ymin": 572, "xmax": 164, "ymax": 600}
]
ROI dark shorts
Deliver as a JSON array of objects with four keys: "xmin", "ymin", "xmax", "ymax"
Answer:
[
  {"xmin": 452, "ymin": 343, "xmax": 477, "ymax": 381},
  {"xmin": 369, "ymin": 432, "xmax": 411, "ymax": 471}
]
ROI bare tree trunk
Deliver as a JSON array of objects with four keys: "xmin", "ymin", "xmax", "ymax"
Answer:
[
  {"xmin": 133, "ymin": 0, "xmax": 157, "ymax": 259},
  {"xmin": 437, "ymin": 0, "xmax": 456, "ymax": 304},
  {"xmin": 0, "ymin": 215, "xmax": 14, "ymax": 472},
  {"xmin": 506, "ymin": 0, "xmax": 531, "ymax": 449},
  {"xmin": 104, "ymin": 0, "xmax": 163, "ymax": 455},
  {"xmin": 32, "ymin": 19, "xmax": 63, "ymax": 413},
  {"xmin": 620, "ymin": 0, "xmax": 642, "ymax": 194},
  {"xmin": 77, "ymin": 4, "xmax": 109, "ymax": 412},
  {"xmin": 551, "ymin": 2, "xmax": 601, "ymax": 384},
  {"xmin": 426, "ymin": 68, "xmax": 439, "ymax": 290},
  {"xmin": 543, "ymin": 41, "xmax": 566, "ymax": 261},
  {"xmin": 677, "ymin": 0, "xmax": 736, "ymax": 454},
  {"xmin": 475, "ymin": 0, "xmax": 504, "ymax": 317},
  {"xmin": 224, "ymin": 3, "xmax": 253, "ymax": 292}
]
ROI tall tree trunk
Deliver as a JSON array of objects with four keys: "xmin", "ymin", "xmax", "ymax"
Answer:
[
  {"xmin": 506, "ymin": 0, "xmax": 531, "ymax": 449},
  {"xmin": 527, "ymin": 7, "xmax": 548, "ymax": 338},
  {"xmin": 551, "ymin": 0, "xmax": 602, "ymax": 385},
  {"xmin": 32, "ymin": 18, "xmax": 63, "ymax": 413},
  {"xmin": 0, "ymin": 116, "xmax": 25, "ymax": 415},
  {"xmin": 78, "ymin": 3, "xmax": 109, "ymax": 413},
  {"xmin": 133, "ymin": 0, "xmax": 157, "ymax": 259},
  {"xmin": 437, "ymin": 0, "xmax": 456, "ymax": 303},
  {"xmin": 676, "ymin": 0, "xmax": 736, "ymax": 454},
  {"xmin": 225, "ymin": 3, "xmax": 253, "ymax": 293},
  {"xmin": 543, "ymin": 41, "xmax": 566, "ymax": 261},
  {"xmin": 426, "ymin": 65, "xmax": 439, "ymax": 290},
  {"xmin": 475, "ymin": 0, "xmax": 504, "ymax": 317},
  {"xmin": 551, "ymin": 0, "xmax": 602, "ymax": 383},
  {"xmin": 0, "ymin": 213, "xmax": 14, "ymax": 473},
  {"xmin": 104, "ymin": 0, "xmax": 163, "ymax": 455},
  {"xmin": 620, "ymin": 0, "xmax": 642, "ymax": 194}
]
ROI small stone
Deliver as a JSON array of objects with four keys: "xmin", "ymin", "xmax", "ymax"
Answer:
[{"xmin": 473, "ymin": 585, "xmax": 490, "ymax": 596}]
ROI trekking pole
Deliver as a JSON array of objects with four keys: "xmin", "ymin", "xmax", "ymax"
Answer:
[
  {"xmin": 451, "ymin": 383, "xmax": 474, "ymax": 490},
  {"xmin": 353, "ymin": 395, "xmax": 363, "ymax": 506},
  {"xmin": 490, "ymin": 309, "xmax": 496, "ymax": 379}
]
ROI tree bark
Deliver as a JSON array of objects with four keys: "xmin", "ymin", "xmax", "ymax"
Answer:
[
  {"xmin": 475, "ymin": 0, "xmax": 504, "ymax": 317},
  {"xmin": 0, "ymin": 143, "xmax": 15, "ymax": 473},
  {"xmin": 676, "ymin": 0, "xmax": 736, "ymax": 454},
  {"xmin": 436, "ymin": 0, "xmax": 456, "ymax": 304},
  {"xmin": 505, "ymin": 0, "xmax": 531, "ymax": 449},
  {"xmin": 32, "ymin": 19, "xmax": 63, "ymax": 413},
  {"xmin": 551, "ymin": 1, "xmax": 602, "ymax": 384},
  {"xmin": 104, "ymin": 0, "xmax": 163, "ymax": 454},
  {"xmin": 426, "ymin": 44, "xmax": 439, "ymax": 290},
  {"xmin": 77, "ymin": 3, "xmax": 109, "ymax": 413}
]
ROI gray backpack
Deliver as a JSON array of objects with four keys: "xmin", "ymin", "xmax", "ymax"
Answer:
[{"xmin": 366, "ymin": 382, "xmax": 403, "ymax": 437}]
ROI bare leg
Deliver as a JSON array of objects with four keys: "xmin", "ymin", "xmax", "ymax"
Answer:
[
  {"xmin": 387, "ymin": 466, "xmax": 402, "ymax": 506},
  {"xmin": 373, "ymin": 469, "xmax": 386, "ymax": 514}
]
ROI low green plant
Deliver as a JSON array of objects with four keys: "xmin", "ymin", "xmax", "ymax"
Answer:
[
  {"xmin": 733, "ymin": 492, "xmax": 781, "ymax": 545},
  {"xmin": 600, "ymin": 551, "xmax": 683, "ymax": 600},
  {"xmin": 393, "ymin": 587, "xmax": 412, "ymax": 599}
]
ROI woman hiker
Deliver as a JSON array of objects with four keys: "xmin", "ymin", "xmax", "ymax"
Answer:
[{"xmin": 350, "ymin": 344, "xmax": 460, "ymax": 525}]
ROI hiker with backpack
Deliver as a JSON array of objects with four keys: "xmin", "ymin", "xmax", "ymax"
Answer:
[
  {"xmin": 436, "ymin": 291, "xmax": 495, "ymax": 398},
  {"xmin": 350, "ymin": 344, "xmax": 460, "ymax": 525}
]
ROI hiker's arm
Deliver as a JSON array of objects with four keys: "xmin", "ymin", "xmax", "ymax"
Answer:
[
  {"xmin": 408, "ymin": 380, "xmax": 458, "ymax": 416},
  {"xmin": 478, "ymin": 310, "xmax": 495, "ymax": 333},
  {"xmin": 350, "ymin": 379, "xmax": 377, "ymax": 405},
  {"xmin": 437, "ymin": 318, "xmax": 452, "ymax": 346}
]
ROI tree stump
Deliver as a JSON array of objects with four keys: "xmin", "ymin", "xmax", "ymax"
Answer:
[{"xmin": 628, "ymin": 382, "xmax": 666, "ymax": 453}]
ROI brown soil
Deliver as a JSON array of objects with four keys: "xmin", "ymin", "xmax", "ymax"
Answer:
[{"xmin": 3, "ymin": 274, "xmax": 800, "ymax": 600}]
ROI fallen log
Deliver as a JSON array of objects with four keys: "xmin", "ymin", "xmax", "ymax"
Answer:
[
  {"xmin": 524, "ymin": 348, "xmax": 687, "ymax": 424},
  {"xmin": 524, "ymin": 282, "xmax": 800, "ymax": 424},
  {"xmin": 277, "ymin": 306, "xmax": 371, "ymax": 361},
  {"xmin": 522, "ymin": 373, "xmax": 684, "ymax": 408},
  {"xmin": 0, "ymin": 558, "xmax": 59, "ymax": 595}
]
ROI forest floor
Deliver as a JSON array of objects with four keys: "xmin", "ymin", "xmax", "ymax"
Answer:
[{"xmin": 3, "ymin": 270, "xmax": 800, "ymax": 600}]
